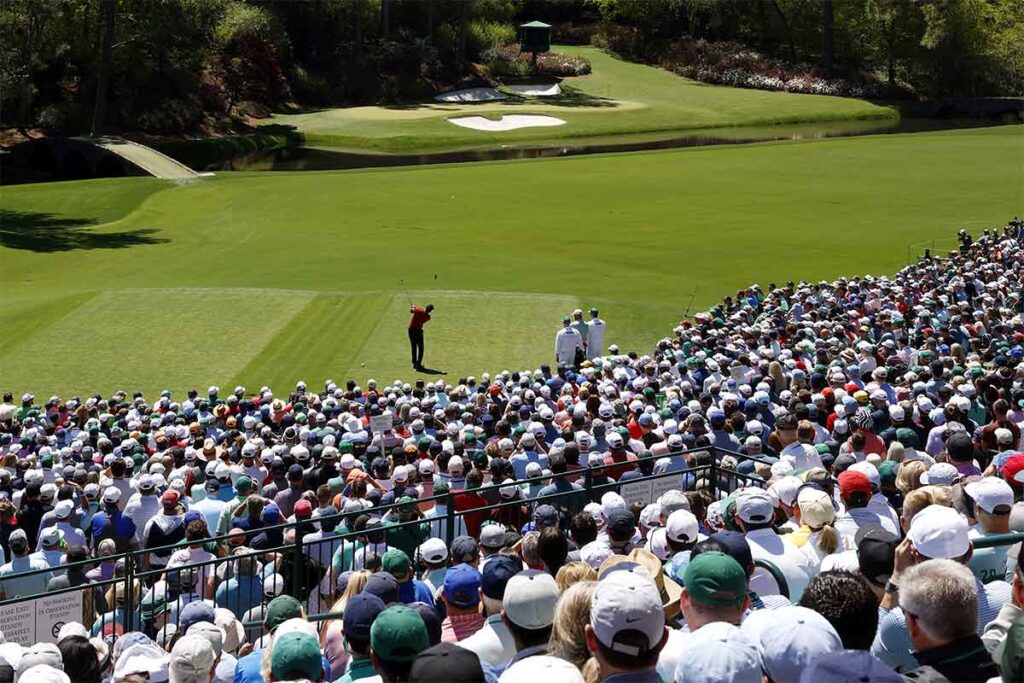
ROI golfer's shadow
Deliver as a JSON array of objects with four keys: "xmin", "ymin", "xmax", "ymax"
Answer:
[{"xmin": 417, "ymin": 367, "xmax": 447, "ymax": 375}]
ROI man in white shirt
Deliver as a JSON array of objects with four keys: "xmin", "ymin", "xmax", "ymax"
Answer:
[
  {"xmin": 734, "ymin": 488, "xmax": 813, "ymax": 602},
  {"xmin": 585, "ymin": 308, "xmax": 606, "ymax": 360},
  {"xmin": 554, "ymin": 316, "xmax": 582, "ymax": 366},
  {"xmin": 775, "ymin": 414, "xmax": 823, "ymax": 471},
  {"xmin": 37, "ymin": 499, "xmax": 87, "ymax": 551},
  {"xmin": 123, "ymin": 473, "xmax": 162, "ymax": 545}
]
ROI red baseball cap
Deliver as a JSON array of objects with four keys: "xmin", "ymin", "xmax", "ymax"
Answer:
[
  {"xmin": 838, "ymin": 470, "xmax": 873, "ymax": 500},
  {"xmin": 294, "ymin": 499, "xmax": 313, "ymax": 519},
  {"xmin": 1001, "ymin": 454, "xmax": 1024, "ymax": 488},
  {"xmin": 161, "ymin": 489, "xmax": 181, "ymax": 507}
]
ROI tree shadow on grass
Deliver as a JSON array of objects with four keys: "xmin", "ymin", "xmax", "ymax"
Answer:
[{"xmin": 0, "ymin": 210, "xmax": 168, "ymax": 253}]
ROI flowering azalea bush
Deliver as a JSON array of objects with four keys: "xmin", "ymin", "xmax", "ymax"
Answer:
[{"xmin": 483, "ymin": 44, "xmax": 592, "ymax": 79}]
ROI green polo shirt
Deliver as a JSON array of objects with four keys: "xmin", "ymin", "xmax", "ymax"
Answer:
[{"xmin": 333, "ymin": 656, "xmax": 376, "ymax": 683}]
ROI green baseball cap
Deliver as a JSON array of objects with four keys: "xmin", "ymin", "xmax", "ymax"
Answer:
[
  {"xmin": 339, "ymin": 439, "xmax": 354, "ymax": 453},
  {"xmin": 370, "ymin": 605, "xmax": 429, "ymax": 662},
  {"xmin": 895, "ymin": 428, "xmax": 917, "ymax": 448},
  {"xmin": 234, "ymin": 475, "xmax": 253, "ymax": 493},
  {"xmin": 140, "ymin": 590, "xmax": 168, "ymax": 619},
  {"xmin": 682, "ymin": 551, "xmax": 747, "ymax": 608},
  {"xmin": 382, "ymin": 548, "xmax": 411, "ymax": 576},
  {"xmin": 877, "ymin": 460, "xmax": 898, "ymax": 486},
  {"xmin": 265, "ymin": 595, "xmax": 303, "ymax": 631},
  {"xmin": 271, "ymin": 631, "xmax": 322, "ymax": 682}
]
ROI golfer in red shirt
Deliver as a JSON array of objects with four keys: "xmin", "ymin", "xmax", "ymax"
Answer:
[{"xmin": 408, "ymin": 304, "xmax": 434, "ymax": 371}]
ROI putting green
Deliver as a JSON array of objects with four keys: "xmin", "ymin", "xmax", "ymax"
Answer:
[
  {"xmin": 1, "ymin": 126, "xmax": 1021, "ymax": 397},
  {"xmin": 267, "ymin": 46, "xmax": 895, "ymax": 153}
]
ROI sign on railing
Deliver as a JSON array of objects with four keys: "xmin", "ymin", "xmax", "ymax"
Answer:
[{"xmin": 0, "ymin": 591, "xmax": 83, "ymax": 647}]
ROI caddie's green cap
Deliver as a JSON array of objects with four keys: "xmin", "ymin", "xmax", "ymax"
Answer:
[
  {"xmin": 271, "ymin": 631, "xmax": 322, "ymax": 682},
  {"xmin": 562, "ymin": 316, "xmax": 570, "ymax": 323},
  {"xmin": 382, "ymin": 548, "xmax": 411, "ymax": 576},
  {"xmin": 682, "ymin": 551, "xmax": 747, "ymax": 608},
  {"xmin": 370, "ymin": 605, "xmax": 429, "ymax": 662},
  {"xmin": 233, "ymin": 475, "xmax": 253, "ymax": 493},
  {"xmin": 265, "ymin": 595, "xmax": 303, "ymax": 631}
]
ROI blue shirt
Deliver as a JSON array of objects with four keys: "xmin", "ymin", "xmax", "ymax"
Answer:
[
  {"xmin": 89, "ymin": 508, "xmax": 136, "ymax": 546},
  {"xmin": 235, "ymin": 648, "xmax": 331, "ymax": 683},
  {"xmin": 398, "ymin": 578, "xmax": 435, "ymax": 606},
  {"xmin": 215, "ymin": 575, "xmax": 264, "ymax": 619}
]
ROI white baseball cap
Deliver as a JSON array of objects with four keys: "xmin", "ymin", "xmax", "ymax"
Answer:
[
  {"xmin": 749, "ymin": 606, "xmax": 843, "ymax": 683},
  {"xmin": 417, "ymin": 459, "xmax": 435, "ymax": 475},
  {"xmin": 964, "ymin": 477, "xmax": 1014, "ymax": 514},
  {"xmin": 769, "ymin": 476, "xmax": 803, "ymax": 507},
  {"xmin": 503, "ymin": 570, "xmax": 560, "ymax": 629},
  {"xmin": 480, "ymin": 524, "xmax": 508, "ymax": 549},
  {"xmin": 102, "ymin": 486, "xmax": 122, "ymax": 505},
  {"xmin": 907, "ymin": 504, "xmax": 970, "ymax": 559},
  {"xmin": 392, "ymin": 465, "xmax": 409, "ymax": 483},
  {"xmin": 848, "ymin": 462, "xmax": 881, "ymax": 489},
  {"xmin": 53, "ymin": 499, "xmax": 74, "ymax": 520},
  {"xmin": 665, "ymin": 509, "xmax": 699, "ymax": 544},
  {"xmin": 920, "ymin": 462, "xmax": 959, "ymax": 486},
  {"xmin": 418, "ymin": 537, "xmax": 448, "ymax": 564},
  {"xmin": 590, "ymin": 570, "xmax": 665, "ymax": 657},
  {"xmin": 735, "ymin": 488, "xmax": 774, "ymax": 525},
  {"xmin": 673, "ymin": 621, "xmax": 760, "ymax": 683},
  {"xmin": 498, "ymin": 655, "xmax": 584, "ymax": 683},
  {"xmin": 606, "ymin": 431, "xmax": 624, "ymax": 449}
]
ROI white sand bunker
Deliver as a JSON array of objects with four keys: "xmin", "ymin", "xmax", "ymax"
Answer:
[
  {"xmin": 434, "ymin": 87, "xmax": 508, "ymax": 103},
  {"xmin": 506, "ymin": 83, "xmax": 562, "ymax": 97},
  {"xmin": 448, "ymin": 114, "xmax": 566, "ymax": 131}
]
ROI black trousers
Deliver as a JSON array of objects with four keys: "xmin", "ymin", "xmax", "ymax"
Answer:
[{"xmin": 408, "ymin": 327, "xmax": 424, "ymax": 366}]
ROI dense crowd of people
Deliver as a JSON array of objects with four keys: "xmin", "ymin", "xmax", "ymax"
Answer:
[{"xmin": 0, "ymin": 219, "xmax": 1023, "ymax": 683}]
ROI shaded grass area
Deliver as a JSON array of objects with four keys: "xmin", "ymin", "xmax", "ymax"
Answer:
[{"xmin": 0, "ymin": 126, "xmax": 1020, "ymax": 396}]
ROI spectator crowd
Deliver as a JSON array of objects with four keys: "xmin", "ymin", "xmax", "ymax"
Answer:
[{"xmin": 0, "ymin": 219, "xmax": 1023, "ymax": 683}]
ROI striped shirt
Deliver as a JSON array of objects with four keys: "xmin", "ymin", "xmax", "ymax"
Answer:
[
  {"xmin": 871, "ymin": 577, "xmax": 1011, "ymax": 672},
  {"xmin": 441, "ymin": 612, "xmax": 485, "ymax": 643}
]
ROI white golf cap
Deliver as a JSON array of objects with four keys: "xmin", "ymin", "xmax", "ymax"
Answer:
[
  {"xmin": 964, "ymin": 477, "xmax": 1014, "ymax": 514},
  {"xmin": 499, "ymin": 478, "xmax": 518, "ymax": 499},
  {"xmin": 735, "ymin": 488, "xmax": 774, "ymax": 525},
  {"xmin": 848, "ymin": 462, "xmax": 880, "ymax": 488},
  {"xmin": 606, "ymin": 432, "xmax": 624, "ymax": 449},
  {"xmin": 392, "ymin": 465, "xmax": 409, "ymax": 483},
  {"xmin": 418, "ymin": 537, "xmax": 448, "ymax": 564},
  {"xmin": 339, "ymin": 453, "xmax": 356, "ymax": 470},
  {"xmin": 769, "ymin": 476, "xmax": 804, "ymax": 507},
  {"xmin": 590, "ymin": 570, "xmax": 664, "ymax": 657},
  {"xmin": 665, "ymin": 509, "xmax": 699, "ymax": 544},
  {"xmin": 503, "ymin": 570, "xmax": 560, "ymax": 630},
  {"xmin": 480, "ymin": 524, "xmax": 508, "ymax": 549},
  {"xmin": 673, "ymin": 621, "xmax": 760, "ymax": 683},
  {"xmin": 102, "ymin": 486, "xmax": 122, "ymax": 504},
  {"xmin": 417, "ymin": 459, "xmax": 434, "ymax": 475},
  {"xmin": 498, "ymin": 655, "xmax": 584, "ymax": 683},
  {"xmin": 920, "ymin": 462, "xmax": 959, "ymax": 486},
  {"xmin": 53, "ymin": 499, "xmax": 74, "ymax": 520},
  {"xmin": 263, "ymin": 573, "xmax": 286, "ymax": 598},
  {"xmin": 753, "ymin": 606, "xmax": 843, "ymax": 683},
  {"xmin": 907, "ymin": 504, "xmax": 970, "ymax": 559}
]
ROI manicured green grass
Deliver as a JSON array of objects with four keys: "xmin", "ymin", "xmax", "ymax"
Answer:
[
  {"xmin": 265, "ymin": 46, "xmax": 895, "ymax": 153},
  {"xmin": 0, "ymin": 125, "xmax": 1020, "ymax": 397}
]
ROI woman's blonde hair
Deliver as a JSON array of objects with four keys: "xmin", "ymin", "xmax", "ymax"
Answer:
[
  {"xmin": 902, "ymin": 486, "xmax": 954, "ymax": 531},
  {"xmin": 895, "ymin": 460, "xmax": 928, "ymax": 495},
  {"xmin": 548, "ymin": 581, "xmax": 598, "ymax": 670},
  {"xmin": 555, "ymin": 562, "xmax": 597, "ymax": 593},
  {"xmin": 329, "ymin": 569, "xmax": 371, "ymax": 614}
]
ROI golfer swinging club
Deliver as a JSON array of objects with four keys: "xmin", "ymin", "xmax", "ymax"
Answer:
[{"xmin": 408, "ymin": 303, "xmax": 434, "ymax": 371}]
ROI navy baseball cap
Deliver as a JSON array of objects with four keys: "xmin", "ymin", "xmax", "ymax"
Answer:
[
  {"xmin": 179, "ymin": 601, "xmax": 215, "ymax": 634},
  {"xmin": 481, "ymin": 556, "xmax": 520, "ymax": 600},
  {"xmin": 706, "ymin": 530, "xmax": 754, "ymax": 571},
  {"xmin": 288, "ymin": 464, "xmax": 304, "ymax": 480},
  {"xmin": 343, "ymin": 593, "xmax": 386, "ymax": 643},
  {"xmin": 533, "ymin": 504, "xmax": 558, "ymax": 528},
  {"xmin": 408, "ymin": 601, "xmax": 442, "ymax": 646},
  {"xmin": 606, "ymin": 509, "xmax": 635, "ymax": 536},
  {"xmin": 443, "ymin": 563, "xmax": 481, "ymax": 608},
  {"xmin": 450, "ymin": 536, "xmax": 478, "ymax": 563},
  {"xmin": 363, "ymin": 571, "xmax": 400, "ymax": 604}
]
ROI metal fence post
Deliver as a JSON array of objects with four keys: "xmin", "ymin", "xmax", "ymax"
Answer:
[
  {"xmin": 445, "ymin": 492, "xmax": 455, "ymax": 547},
  {"xmin": 292, "ymin": 526, "xmax": 304, "ymax": 597},
  {"xmin": 123, "ymin": 554, "xmax": 134, "ymax": 633},
  {"xmin": 584, "ymin": 462, "xmax": 593, "ymax": 501}
]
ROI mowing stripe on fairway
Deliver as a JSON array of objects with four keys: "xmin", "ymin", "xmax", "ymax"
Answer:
[
  {"xmin": 0, "ymin": 289, "xmax": 312, "ymax": 397},
  {"xmin": 230, "ymin": 292, "xmax": 391, "ymax": 391},
  {"xmin": 0, "ymin": 291, "xmax": 100, "ymax": 356}
]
